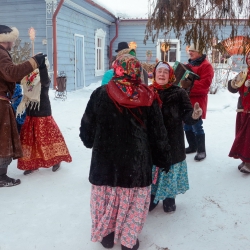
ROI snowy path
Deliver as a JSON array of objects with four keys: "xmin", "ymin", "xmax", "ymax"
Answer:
[{"xmin": 1, "ymin": 86, "xmax": 249, "ymax": 250}]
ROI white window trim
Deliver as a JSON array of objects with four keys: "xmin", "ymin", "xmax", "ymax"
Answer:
[
  {"xmin": 95, "ymin": 28, "xmax": 106, "ymax": 76},
  {"xmin": 156, "ymin": 39, "xmax": 180, "ymax": 66}
]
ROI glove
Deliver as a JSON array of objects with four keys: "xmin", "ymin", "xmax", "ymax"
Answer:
[
  {"xmin": 180, "ymin": 78, "xmax": 192, "ymax": 89},
  {"xmin": 192, "ymin": 102, "xmax": 202, "ymax": 119},
  {"xmin": 245, "ymin": 79, "xmax": 250, "ymax": 87},
  {"xmin": 33, "ymin": 53, "xmax": 47, "ymax": 68}
]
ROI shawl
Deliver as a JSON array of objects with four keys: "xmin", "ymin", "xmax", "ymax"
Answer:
[
  {"xmin": 188, "ymin": 54, "xmax": 207, "ymax": 66},
  {"xmin": 106, "ymin": 54, "xmax": 157, "ymax": 109},
  {"xmin": 16, "ymin": 58, "xmax": 49, "ymax": 116}
]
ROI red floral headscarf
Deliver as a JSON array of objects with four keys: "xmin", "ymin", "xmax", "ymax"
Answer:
[
  {"xmin": 112, "ymin": 53, "xmax": 142, "ymax": 81},
  {"xmin": 239, "ymin": 52, "xmax": 250, "ymax": 112},
  {"xmin": 107, "ymin": 54, "xmax": 142, "ymax": 104},
  {"xmin": 106, "ymin": 54, "xmax": 160, "ymax": 124},
  {"xmin": 151, "ymin": 61, "xmax": 176, "ymax": 90}
]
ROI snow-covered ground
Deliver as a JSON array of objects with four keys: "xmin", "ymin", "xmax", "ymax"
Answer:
[{"xmin": 1, "ymin": 82, "xmax": 250, "ymax": 250}]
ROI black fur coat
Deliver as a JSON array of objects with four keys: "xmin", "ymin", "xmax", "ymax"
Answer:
[
  {"xmin": 158, "ymin": 85, "xmax": 199, "ymax": 165},
  {"xmin": 79, "ymin": 85, "xmax": 172, "ymax": 188}
]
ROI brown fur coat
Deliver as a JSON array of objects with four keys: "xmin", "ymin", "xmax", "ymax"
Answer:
[{"xmin": 0, "ymin": 45, "xmax": 37, "ymax": 158}]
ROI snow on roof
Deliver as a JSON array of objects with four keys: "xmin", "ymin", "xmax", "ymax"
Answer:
[
  {"xmin": 89, "ymin": 0, "xmax": 118, "ymax": 17},
  {"xmin": 91, "ymin": 0, "xmax": 148, "ymax": 19}
]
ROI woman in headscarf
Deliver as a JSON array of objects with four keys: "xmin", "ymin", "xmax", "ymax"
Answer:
[
  {"xmin": 17, "ymin": 57, "xmax": 72, "ymax": 175},
  {"xmin": 228, "ymin": 52, "xmax": 250, "ymax": 173},
  {"xmin": 79, "ymin": 54, "xmax": 171, "ymax": 250},
  {"xmin": 149, "ymin": 61, "xmax": 202, "ymax": 213},
  {"xmin": 101, "ymin": 48, "xmax": 148, "ymax": 86}
]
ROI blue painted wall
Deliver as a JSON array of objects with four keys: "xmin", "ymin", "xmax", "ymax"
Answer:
[
  {"xmin": 110, "ymin": 20, "xmax": 249, "ymax": 73},
  {"xmin": 0, "ymin": 0, "xmax": 115, "ymax": 91},
  {"xmin": 1, "ymin": 1, "xmax": 248, "ymax": 91},
  {"xmin": 0, "ymin": 0, "xmax": 47, "ymax": 56},
  {"xmin": 56, "ymin": 3, "xmax": 112, "ymax": 90}
]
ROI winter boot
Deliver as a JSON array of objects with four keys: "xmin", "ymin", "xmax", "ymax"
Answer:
[
  {"xmin": 0, "ymin": 174, "xmax": 21, "ymax": 187},
  {"xmin": 194, "ymin": 134, "xmax": 206, "ymax": 161},
  {"xmin": 52, "ymin": 162, "xmax": 61, "ymax": 172},
  {"xmin": 121, "ymin": 239, "xmax": 139, "ymax": 250},
  {"xmin": 101, "ymin": 232, "xmax": 115, "ymax": 248},
  {"xmin": 185, "ymin": 131, "xmax": 197, "ymax": 154},
  {"xmin": 163, "ymin": 198, "xmax": 176, "ymax": 213},
  {"xmin": 23, "ymin": 169, "xmax": 38, "ymax": 175},
  {"xmin": 149, "ymin": 195, "xmax": 159, "ymax": 212},
  {"xmin": 238, "ymin": 162, "xmax": 245, "ymax": 171},
  {"xmin": 240, "ymin": 163, "xmax": 250, "ymax": 173}
]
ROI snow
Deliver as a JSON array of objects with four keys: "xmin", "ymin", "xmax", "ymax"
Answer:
[
  {"xmin": 92, "ymin": 0, "xmax": 149, "ymax": 18},
  {"xmin": 1, "ymin": 81, "xmax": 250, "ymax": 250}
]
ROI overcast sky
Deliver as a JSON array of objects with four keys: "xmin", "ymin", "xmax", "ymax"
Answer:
[{"xmin": 92, "ymin": 0, "xmax": 150, "ymax": 18}]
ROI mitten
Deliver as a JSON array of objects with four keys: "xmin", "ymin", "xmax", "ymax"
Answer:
[
  {"xmin": 245, "ymin": 79, "xmax": 250, "ymax": 87},
  {"xmin": 33, "ymin": 53, "xmax": 47, "ymax": 68},
  {"xmin": 192, "ymin": 102, "xmax": 202, "ymax": 119},
  {"xmin": 180, "ymin": 78, "xmax": 192, "ymax": 89}
]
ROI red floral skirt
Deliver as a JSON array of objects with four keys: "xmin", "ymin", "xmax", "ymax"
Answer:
[
  {"xmin": 229, "ymin": 112, "xmax": 250, "ymax": 162},
  {"xmin": 90, "ymin": 185, "xmax": 150, "ymax": 248},
  {"xmin": 17, "ymin": 116, "xmax": 72, "ymax": 170}
]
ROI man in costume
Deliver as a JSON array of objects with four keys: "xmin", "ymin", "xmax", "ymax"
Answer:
[
  {"xmin": 181, "ymin": 43, "xmax": 214, "ymax": 161},
  {"xmin": 0, "ymin": 24, "xmax": 46, "ymax": 187}
]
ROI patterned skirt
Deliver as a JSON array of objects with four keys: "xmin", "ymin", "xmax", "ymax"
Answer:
[
  {"xmin": 90, "ymin": 185, "xmax": 150, "ymax": 248},
  {"xmin": 151, "ymin": 160, "xmax": 189, "ymax": 204},
  {"xmin": 229, "ymin": 112, "xmax": 250, "ymax": 162},
  {"xmin": 17, "ymin": 116, "xmax": 72, "ymax": 170}
]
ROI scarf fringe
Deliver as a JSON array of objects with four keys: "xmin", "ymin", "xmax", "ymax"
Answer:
[{"xmin": 16, "ymin": 96, "xmax": 40, "ymax": 117}]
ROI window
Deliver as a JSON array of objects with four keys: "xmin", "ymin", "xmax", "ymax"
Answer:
[
  {"xmin": 157, "ymin": 39, "xmax": 180, "ymax": 66},
  {"xmin": 95, "ymin": 29, "xmax": 106, "ymax": 76}
]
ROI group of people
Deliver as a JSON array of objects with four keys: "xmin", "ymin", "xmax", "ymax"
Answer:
[
  {"xmin": 0, "ymin": 25, "xmax": 72, "ymax": 187},
  {"xmin": 79, "ymin": 42, "xmax": 213, "ymax": 250},
  {"xmin": 82, "ymin": 41, "xmax": 250, "ymax": 249},
  {"xmin": 2, "ymin": 23, "xmax": 249, "ymax": 250}
]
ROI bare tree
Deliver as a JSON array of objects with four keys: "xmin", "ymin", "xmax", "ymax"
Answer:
[
  {"xmin": 145, "ymin": 0, "xmax": 250, "ymax": 54},
  {"xmin": 9, "ymin": 39, "xmax": 31, "ymax": 64}
]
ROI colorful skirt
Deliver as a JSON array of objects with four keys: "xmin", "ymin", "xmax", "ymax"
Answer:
[
  {"xmin": 17, "ymin": 116, "xmax": 72, "ymax": 170},
  {"xmin": 151, "ymin": 160, "xmax": 189, "ymax": 204},
  {"xmin": 229, "ymin": 112, "xmax": 250, "ymax": 162},
  {"xmin": 90, "ymin": 185, "xmax": 150, "ymax": 248}
]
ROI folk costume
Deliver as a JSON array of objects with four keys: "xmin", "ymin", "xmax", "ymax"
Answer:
[
  {"xmin": 80, "ymin": 54, "xmax": 171, "ymax": 250},
  {"xmin": 149, "ymin": 61, "xmax": 201, "ymax": 212},
  {"xmin": 228, "ymin": 52, "xmax": 250, "ymax": 173},
  {"xmin": 17, "ymin": 58, "xmax": 72, "ymax": 174},
  {"xmin": 0, "ymin": 25, "xmax": 39, "ymax": 187}
]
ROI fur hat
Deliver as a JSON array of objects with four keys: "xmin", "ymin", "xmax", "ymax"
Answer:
[
  {"xmin": 189, "ymin": 43, "xmax": 202, "ymax": 53},
  {"xmin": 117, "ymin": 48, "xmax": 136, "ymax": 57},
  {"xmin": 115, "ymin": 42, "xmax": 129, "ymax": 52},
  {"xmin": 0, "ymin": 25, "xmax": 19, "ymax": 42}
]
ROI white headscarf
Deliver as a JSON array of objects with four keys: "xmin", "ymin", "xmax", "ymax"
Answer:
[{"xmin": 156, "ymin": 62, "xmax": 170, "ymax": 71}]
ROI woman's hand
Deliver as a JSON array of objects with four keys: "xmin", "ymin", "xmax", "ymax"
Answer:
[{"xmin": 192, "ymin": 102, "xmax": 202, "ymax": 119}]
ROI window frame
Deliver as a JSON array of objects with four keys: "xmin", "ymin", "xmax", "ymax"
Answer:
[
  {"xmin": 95, "ymin": 28, "xmax": 106, "ymax": 76},
  {"xmin": 156, "ymin": 39, "xmax": 180, "ymax": 66}
]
